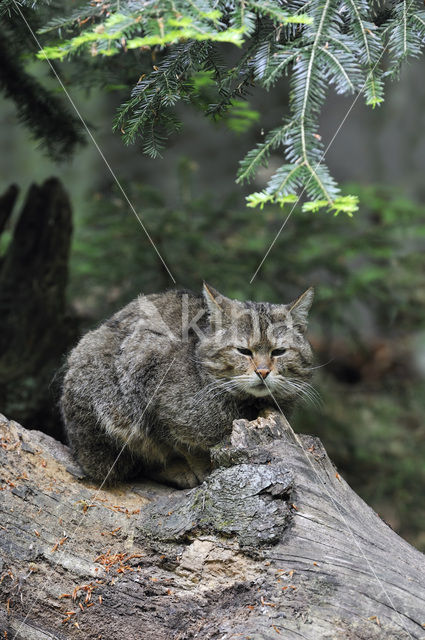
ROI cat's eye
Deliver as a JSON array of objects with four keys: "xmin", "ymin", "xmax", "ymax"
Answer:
[
  {"xmin": 271, "ymin": 348, "xmax": 287, "ymax": 357},
  {"xmin": 237, "ymin": 347, "xmax": 253, "ymax": 356}
]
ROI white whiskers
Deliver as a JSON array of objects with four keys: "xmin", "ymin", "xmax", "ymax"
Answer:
[
  {"xmin": 274, "ymin": 376, "xmax": 323, "ymax": 408},
  {"xmin": 190, "ymin": 378, "xmax": 243, "ymax": 409},
  {"xmin": 190, "ymin": 373, "xmax": 322, "ymax": 409}
]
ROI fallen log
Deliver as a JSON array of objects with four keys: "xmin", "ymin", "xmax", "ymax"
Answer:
[{"xmin": 0, "ymin": 411, "xmax": 424, "ymax": 640}]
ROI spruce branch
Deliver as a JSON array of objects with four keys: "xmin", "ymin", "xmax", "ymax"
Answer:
[
  {"xmin": 237, "ymin": 123, "xmax": 294, "ymax": 183},
  {"xmin": 0, "ymin": 18, "xmax": 85, "ymax": 159},
  {"xmin": 6, "ymin": 0, "xmax": 425, "ymax": 215},
  {"xmin": 384, "ymin": 0, "xmax": 425, "ymax": 77}
]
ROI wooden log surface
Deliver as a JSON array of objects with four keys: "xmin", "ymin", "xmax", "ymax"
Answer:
[{"xmin": 0, "ymin": 411, "xmax": 424, "ymax": 640}]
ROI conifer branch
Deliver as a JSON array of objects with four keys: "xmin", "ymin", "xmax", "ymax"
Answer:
[{"xmin": 3, "ymin": 0, "xmax": 424, "ymax": 215}]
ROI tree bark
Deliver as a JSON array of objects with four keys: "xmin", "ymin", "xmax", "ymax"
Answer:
[{"xmin": 0, "ymin": 411, "xmax": 424, "ymax": 640}]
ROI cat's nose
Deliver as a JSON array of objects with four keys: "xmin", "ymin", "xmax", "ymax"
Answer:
[{"xmin": 255, "ymin": 368, "xmax": 270, "ymax": 380}]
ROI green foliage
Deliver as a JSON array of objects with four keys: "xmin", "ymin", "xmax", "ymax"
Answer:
[
  {"xmin": 38, "ymin": 10, "xmax": 246, "ymax": 56},
  {"xmin": 21, "ymin": 0, "xmax": 425, "ymax": 214},
  {"xmin": 70, "ymin": 166, "xmax": 425, "ymax": 336},
  {"xmin": 385, "ymin": 1, "xmax": 425, "ymax": 78},
  {"xmin": 224, "ymin": 100, "xmax": 260, "ymax": 134},
  {"xmin": 344, "ymin": 0, "xmax": 384, "ymax": 107},
  {"xmin": 0, "ymin": 2, "xmax": 85, "ymax": 159}
]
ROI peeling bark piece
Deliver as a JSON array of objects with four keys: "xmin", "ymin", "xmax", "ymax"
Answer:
[{"xmin": 137, "ymin": 461, "xmax": 293, "ymax": 548}]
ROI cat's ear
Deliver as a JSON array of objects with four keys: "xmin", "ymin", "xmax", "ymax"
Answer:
[
  {"xmin": 202, "ymin": 282, "xmax": 234, "ymax": 321},
  {"xmin": 287, "ymin": 287, "xmax": 314, "ymax": 329}
]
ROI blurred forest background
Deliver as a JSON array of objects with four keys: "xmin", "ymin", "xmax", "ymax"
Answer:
[{"xmin": 0, "ymin": 11, "xmax": 424, "ymax": 551}]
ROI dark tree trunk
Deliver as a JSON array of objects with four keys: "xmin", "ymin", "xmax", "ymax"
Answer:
[
  {"xmin": 0, "ymin": 179, "xmax": 78, "ymax": 437},
  {"xmin": 0, "ymin": 411, "xmax": 424, "ymax": 640},
  {"xmin": 0, "ymin": 184, "xmax": 19, "ymax": 237}
]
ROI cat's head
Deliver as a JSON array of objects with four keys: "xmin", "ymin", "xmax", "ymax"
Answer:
[{"xmin": 197, "ymin": 283, "xmax": 314, "ymax": 402}]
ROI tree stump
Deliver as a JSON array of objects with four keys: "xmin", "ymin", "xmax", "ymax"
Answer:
[
  {"xmin": 0, "ymin": 411, "xmax": 424, "ymax": 640},
  {"xmin": 0, "ymin": 179, "xmax": 77, "ymax": 437}
]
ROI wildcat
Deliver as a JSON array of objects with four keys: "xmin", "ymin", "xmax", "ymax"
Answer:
[{"xmin": 60, "ymin": 284, "xmax": 314, "ymax": 488}]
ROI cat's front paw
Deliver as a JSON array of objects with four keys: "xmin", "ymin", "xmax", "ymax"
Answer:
[
  {"xmin": 151, "ymin": 459, "xmax": 209, "ymax": 489},
  {"xmin": 170, "ymin": 467, "xmax": 202, "ymax": 489}
]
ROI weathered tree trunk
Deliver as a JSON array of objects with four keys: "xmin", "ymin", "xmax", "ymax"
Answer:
[
  {"xmin": 0, "ymin": 184, "xmax": 19, "ymax": 237},
  {"xmin": 0, "ymin": 411, "xmax": 424, "ymax": 640},
  {"xmin": 0, "ymin": 179, "xmax": 78, "ymax": 437}
]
